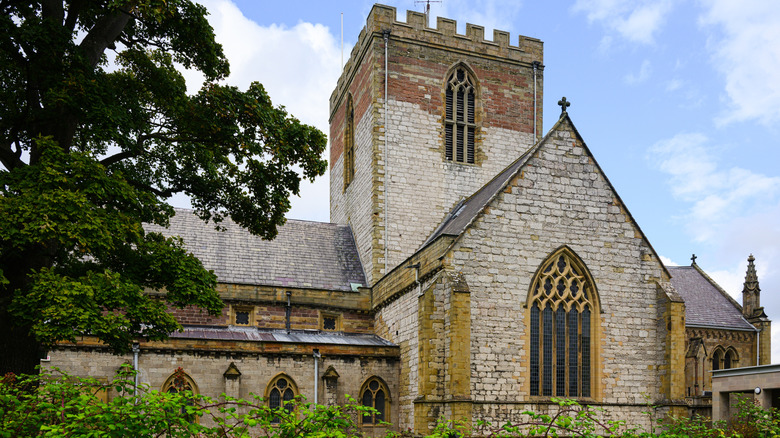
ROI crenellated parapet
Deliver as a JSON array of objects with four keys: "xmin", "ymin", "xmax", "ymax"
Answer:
[{"xmin": 330, "ymin": 4, "xmax": 543, "ymax": 117}]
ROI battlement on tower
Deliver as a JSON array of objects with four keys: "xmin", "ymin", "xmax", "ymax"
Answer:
[{"xmin": 330, "ymin": 4, "xmax": 543, "ymax": 116}]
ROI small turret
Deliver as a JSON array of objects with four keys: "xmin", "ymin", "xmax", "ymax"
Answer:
[{"xmin": 742, "ymin": 254, "xmax": 764, "ymax": 319}]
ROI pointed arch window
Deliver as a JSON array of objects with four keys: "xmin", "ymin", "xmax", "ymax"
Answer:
[
  {"xmin": 161, "ymin": 368, "xmax": 198, "ymax": 421},
  {"xmin": 266, "ymin": 374, "xmax": 298, "ymax": 423},
  {"xmin": 360, "ymin": 377, "xmax": 389, "ymax": 426},
  {"xmin": 444, "ymin": 66, "xmax": 476, "ymax": 164},
  {"xmin": 529, "ymin": 250, "xmax": 596, "ymax": 398},
  {"xmin": 344, "ymin": 94, "xmax": 355, "ymax": 189},
  {"xmin": 712, "ymin": 349, "xmax": 722, "ymax": 371},
  {"xmin": 724, "ymin": 351, "xmax": 732, "ymax": 369}
]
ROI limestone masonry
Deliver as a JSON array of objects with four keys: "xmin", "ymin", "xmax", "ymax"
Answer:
[{"xmin": 48, "ymin": 4, "xmax": 771, "ymax": 435}]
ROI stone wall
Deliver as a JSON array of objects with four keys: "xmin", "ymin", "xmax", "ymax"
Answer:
[
  {"xmin": 441, "ymin": 117, "xmax": 673, "ymax": 428},
  {"xmin": 685, "ymin": 327, "xmax": 758, "ymax": 396},
  {"xmin": 45, "ymin": 346, "xmax": 399, "ymax": 430},
  {"xmin": 330, "ymin": 4, "xmax": 544, "ymax": 285}
]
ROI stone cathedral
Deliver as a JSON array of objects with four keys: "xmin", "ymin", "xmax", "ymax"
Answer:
[{"xmin": 47, "ymin": 4, "xmax": 771, "ymax": 435}]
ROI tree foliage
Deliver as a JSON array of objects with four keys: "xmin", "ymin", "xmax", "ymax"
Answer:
[{"xmin": 0, "ymin": 1, "xmax": 328, "ymax": 374}]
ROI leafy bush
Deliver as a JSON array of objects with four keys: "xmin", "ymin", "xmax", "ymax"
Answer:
[
  {"xmin": 0, "ymin": 367, "xmax": 377, "ymax": 437},
  {"xmin": 3, "ymin": 369, "xmax": 779, "ymax": 438}
]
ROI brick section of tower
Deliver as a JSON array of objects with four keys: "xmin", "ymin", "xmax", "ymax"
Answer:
[{"xmin": 329, "ymin": 5, "xmax": 544, "ymax": 285}]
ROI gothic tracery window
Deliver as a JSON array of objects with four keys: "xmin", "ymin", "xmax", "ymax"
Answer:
[
  {"xmin": 267, "ymin": 374, "xmax": 297, "ymax": 422},
  {"xmin": 444, "ymin": 66, "xmax": 476, "ymax": 164},
  {"xmin": 529, "ymin": 250, "xmax": 595, "ymax": 398},
  {"xmin": 360, "ymin": 377, "xmax": 389, "ymax": 426},
  {"xmin": 162, "ymin": 368, "xmax": 198, "ymax": 421}
]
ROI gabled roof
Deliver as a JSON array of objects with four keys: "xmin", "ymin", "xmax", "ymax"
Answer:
[
  {"xmin": 668, "ymin": 265, "xmax": 755, "ymax": 331},
  {"xmin": 420, "ymin": 114, "xmax": 670, "ymax": 279},
  {"xmin": 147, "ymin": 209, "xmax": 366, "ymax": 292}
]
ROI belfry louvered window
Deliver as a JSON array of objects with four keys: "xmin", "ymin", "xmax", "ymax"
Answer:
[
  {"xmin": 529, "ymin": 250, "xmax": 595, "ymax": 398},
  {"xmin": 444, "ymin": 67, "xmax": 476, "ymax": 164}
]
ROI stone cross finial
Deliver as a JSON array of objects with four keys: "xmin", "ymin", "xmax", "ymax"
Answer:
[
  {"xmin": 558, "ymin": 97, "xmax": 570, "ymax": 115},
  {"xmin": 691, "ymin": 254, "xmax": 697, "ymax": 265}
]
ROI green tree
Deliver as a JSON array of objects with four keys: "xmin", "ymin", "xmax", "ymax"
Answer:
[{"xmin": 0, "ymin": 1, "xmax": 327, "ymax": 375}]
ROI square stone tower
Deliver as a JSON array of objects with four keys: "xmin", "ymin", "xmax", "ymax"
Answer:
[{"xmin": 329, "ymin": 5, "xmax": 544, "ymax": 285}]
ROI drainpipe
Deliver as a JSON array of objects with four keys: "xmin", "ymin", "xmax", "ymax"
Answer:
[
  {"xmin": 285, "ymin": 291, "xmax": 292, "ymax": 334},
  {"xmin": 383, "ymin": 29, "xmax": 391, "ymax": 274},
  {"xmin": 313, "ymin": 349, "xmax": 321, "ymax": 405},
  {"xmin": 132, "ymin": 342, "xmax": 140, "ymax": 403},
  {"xmin": 532, "ymin": 61, "xmax": 541, "ymax": 141}
]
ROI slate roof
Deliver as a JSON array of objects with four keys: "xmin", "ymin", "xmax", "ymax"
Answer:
[
  {"xmin": 668, "ymin": 265, "xmax": 755, "ymax": 331},
  {"xmin": 170, "ymin": 326, "xmax": 396, "ymax": 347},
  {"xmin": 147, "ymin": 209, "xmax": 366, "ymax": 292}
]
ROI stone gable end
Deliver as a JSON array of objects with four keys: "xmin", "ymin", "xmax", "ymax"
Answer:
[{"xmin": 444, "ymin": 117, "xmax": 671, "ymax": 415}]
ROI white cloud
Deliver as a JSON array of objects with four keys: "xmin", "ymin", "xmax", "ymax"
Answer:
[
  {"xmin": 624, "ymin": 59, "xmax": 651, "ymax": 85},
  {"xmin": 648, "ymin": 133, "xmax": 780, "ymax": 242},
  {"xmin": 665, "ymin": 78, "xmax": 682, "ymax": 92},
  {"xmin": 176, "ymin": 0, "xmax": 341, "ymax": 222},
  {"xmin": 651, "ymin": 132, "xmax": 780, "ymax": 363},
  {"xmin": 659, "ymin": 255, "xmax": 679, "ymax": 267},
  {"xmin": 572, "ymin": 0, "xmax": 673, "ymax": 45},
  {"xmin": 698, "ymin": 0, "xmax": 780, "ymax": 125}
]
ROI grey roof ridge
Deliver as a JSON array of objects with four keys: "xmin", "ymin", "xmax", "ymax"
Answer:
[
  {"xmin": 689, "ymin": 262, "xmax": 745, "ymax": 313},
  {"xmin": 169, "ymin": 206, "xmax": 343, "ymax": 227}
]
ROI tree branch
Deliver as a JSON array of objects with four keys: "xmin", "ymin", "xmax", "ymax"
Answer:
[
  {"xmin": 41, "ymin": 0, "xmax": 63, "ymax": 25},
  {"xmin": 0, "ymin": 141, "xmax": 25, "ymax": 171},
  {"xmin": 79, "ymin": 3, "xmax": 136, "ymax": 68},
  {"xmin": 64, "ymin": 0, "xmax": 86, "ymax": 33},
  {"xmin": 100, "ymin": 150, "xmax": 138, "ymax": 167}
]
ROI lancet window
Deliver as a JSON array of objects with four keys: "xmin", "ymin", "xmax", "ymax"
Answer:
[
  {"xmin": 344, "ymin": 94, "xmax": 355, "ymax": 189},
  {"xmin": 444, "ymin": 66, "xmax": 476, "ymax": 164}
]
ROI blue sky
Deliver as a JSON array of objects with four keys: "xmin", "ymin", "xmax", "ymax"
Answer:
[{"xmin": 179, "ymin": 0, "xmax": 780, "ymax": 362}]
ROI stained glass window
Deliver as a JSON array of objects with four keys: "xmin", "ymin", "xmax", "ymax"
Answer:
[
  {"xmin": 528, "ymin": 251, "xmax": 595, "ymax": 398},
  {"xmin": 268, "ymin": 376, "xmax": 297, "ymax": 423},
  {"xmin": 361, "ymin": 377, "xmax": 389, "ymax": 426}
]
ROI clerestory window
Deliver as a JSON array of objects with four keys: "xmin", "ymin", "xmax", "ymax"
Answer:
[
  {"xmin": 529, "ymin": 249, "xmax": 596, "ymax": 398},
  {"xmin": 444, "ymin": 66, "xmax": 476, "ymax": 164}
]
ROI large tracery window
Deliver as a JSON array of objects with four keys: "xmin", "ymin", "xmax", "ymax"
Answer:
[
  {"xmin": 444, "ymin": 66, "xmax": 476, "ymax": 164},
  {"xmin": 344, "ymin": 94, "xmax": 355, "ymax": 189},
  {"xmin": 529, "ymin": 250, "xmax": 596, "ymax": 398}
]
